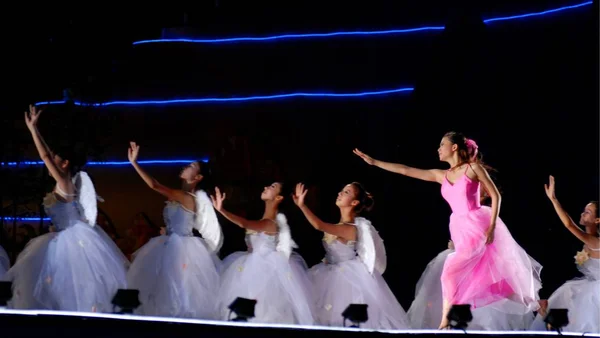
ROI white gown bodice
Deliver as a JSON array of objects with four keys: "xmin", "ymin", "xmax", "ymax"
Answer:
[
  {"xmin": 163, "ymin": 201, "xmax": 196, "ymax": 236},
  {"xmin": 42, "ymin": 193, "xmax": 85, "ymax": 231}
]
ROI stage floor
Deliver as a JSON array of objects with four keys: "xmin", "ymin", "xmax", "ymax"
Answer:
[{"xmin": 0, "ymin": 309, "xmax": 598, "ymax": 338}]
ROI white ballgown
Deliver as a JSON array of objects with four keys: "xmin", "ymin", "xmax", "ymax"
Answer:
[
  {"xmin": 127, "ymin": 190, "xmax": 223, "ymax": 319},
  {"xmin": 530, "ymin": 249, "xmax": 600, "ymax": 333},
  {"xmin": 5, "ymin": 172, "xmax": 129, "ymax": 312},
  {"xmin": 217, "ymin": 213, "xmax": 315, "ymax": 325},
  {"xmin": 310, "ymin": 217, "xmax": 410, "ymax": 329}
]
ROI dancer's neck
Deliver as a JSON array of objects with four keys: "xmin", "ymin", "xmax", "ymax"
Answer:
[
  {"xmin": 262, "ymin": 201, "xmax": 278, "ymax": 220},
  {"xmin": 339, "ymin": 208, "xmax": 355, "ymax": 224},
  {"xmin": 181, "ymin": 181, "xmax": 196, "ymax": 193},
  {"xmin": 585, "ymin": 225, "xmax": 599, "ymax": 236}
]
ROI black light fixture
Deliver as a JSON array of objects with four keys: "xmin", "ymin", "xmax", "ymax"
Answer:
[
  {"xmin": 0, "ymin": 281, "xmax": 12, "ymax": 307},
  {"xmin": 111, "ymin": 289, "xmax": 141, "ymax": 314},
  {"xmin": 228, "ymin": 297, "xmax": 257, "ymax": 322},
  {"xmin": 342, "ymin": 304, "xmax": 369, "ymax": 328},
  {"xmin": 447, "ymin": 304, "xmax": 473, "ymax": 330},
  {"xmin": 544, "ymin": 309, "xmax": 569, "ymax": 333}
]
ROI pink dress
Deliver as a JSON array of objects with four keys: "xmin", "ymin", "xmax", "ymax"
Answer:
[{"xmin": 440, "ymin": 165, "xmax": 542, "ymax": 313}]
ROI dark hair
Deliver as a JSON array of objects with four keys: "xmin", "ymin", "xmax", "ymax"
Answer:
[
  {"xmin": 590, "ymin": 201, "xmax": 599, "ymax": 217},
  {"xmin": 349, "ymin": 182, "xmax": 375, "ymax": 214},
  {"xmin": 195, "ymin": 160, "xmax": 213, "ymax": 192},
  {"xmin": 444, "ymin": 131, "xmax": 495, "ymax": 172},
  {"xmin": 53, "ymin": 145, "xmax": 87, "ymax": 176},
  {"xmin": 275, "ymin": 181, "xmax": 290, "ymax": 199}
]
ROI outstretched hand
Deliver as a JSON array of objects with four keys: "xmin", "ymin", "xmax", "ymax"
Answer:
[
  {"xmin": 128, "ymin": 142, "xmax": 140, "ymax": 163},
  {"xmin": 210, "ymin": 187, "xmax": 226, "ymax": 211},
  {"xmin": 292, "ymin": 183, "xmax": 308, "ymax": 207},
  {"xmin": 353, "ymin": 148, "xmax": 376, "ymax": 165},
  {"xmin": 24, "ymin": 104, "xmax": 42, "ymax": 131},
  {"xmin": 544, "ymin": 175, "xmax": 556, "ymax": 201}
]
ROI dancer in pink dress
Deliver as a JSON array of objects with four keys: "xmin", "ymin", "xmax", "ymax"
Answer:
[{"xmin": 354, "ymin": 131, "xmax": 541, "ymax": 329}]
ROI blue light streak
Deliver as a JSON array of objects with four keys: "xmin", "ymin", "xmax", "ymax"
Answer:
[
  {"xmin": 1, "ymin": 217, "xmax": 51, "ymax": 222},
  {"xmin": 131, "ymin": 2, "xmax": 592, "ymax": 45},
  {"xmin": 1, "ymin": 159, "xmax": 208, "ymax": 167},
  {"xmin": 483, "ymin": 1, "xmax": 592, "ymax": 23},
  {"xmin": 33, "ymin": 86, "xmax": 414, "ymax": 107}
]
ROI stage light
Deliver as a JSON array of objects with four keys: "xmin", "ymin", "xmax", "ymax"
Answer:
[
  {"xmin": 447, "ymin": 304, "xmax": 473, "ymax": 330},
  {"xmin": 0, "ymin": 282, "xmax": 12, "ymax": 307},
  {"xmin": 111, "ymin": 289, "xmax": 141, "ymax": 314},
  {"xmin": 228, "ymin": 297, "xmax": 257, "ymax": 322},
  {"xmin": 131, "ymin": 2, "xmax": 592, "ymax": 45},
  {"xmin": 33, "ymin": 87, "xmax": 414, "ymax": 107},
  {"xmin": 544, "ymin": 308, "xmax": 569, "ymax": 333},
  {"xmin": 342, "ymin": 304, "xmax": 368, "ymax": 328}
]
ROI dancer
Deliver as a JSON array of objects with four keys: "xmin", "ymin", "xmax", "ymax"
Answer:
[
  {"xmin": 213, "ymin": 182, "xmax": 314, "ymax": 325},
  {"xmin": 6, "ymin": 105, "xmax": 128, "ymax": 312},
  {"xmin": 293, "ymin": 182, "xmax": 410, "ymax": 329},
  {"xmin": 126, "ymin": 142, "xmax": 222, "ymax": 319},
  {"xmin": 354, "ymin": 131, "xmax": 542, "ymax": 329},
  {"xmin": 407, "ymin": 193, "xmax": 534, "ymax": 330},
  {"xmin": 530, "ymin": 176, "xmax": 599, "ymax": 333}
]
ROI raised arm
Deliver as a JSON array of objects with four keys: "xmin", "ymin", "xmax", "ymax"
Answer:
[
  {"xmin": 545, "ymin": 176, "xmax": 600, "ymax": 248},
  {"xmin": 25, "ymin": 105, "xmax": 70, "ymax": 190},
  {"xmin": 210, "ymin": 187, "xmax": 277, "ymax": 233},
  {"xmin": 128, "ymin": 142, "xmax": 189, "ymax": 205},
  {"xmin": 353, "ymin": 149, "xmax": 444, "ymax": 183},
  {"xmin": 292, "ymin": 183, "xmax": 357, "ymax": 241}
]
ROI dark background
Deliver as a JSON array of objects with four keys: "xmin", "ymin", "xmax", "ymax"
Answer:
[{"xmin": 0, "ymin": 0, "xmax": 598, "ymax": 309}]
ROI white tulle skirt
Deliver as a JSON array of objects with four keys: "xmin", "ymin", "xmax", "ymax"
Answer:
[
  {"xmin": 0, "ymin": 245, "xmax": 9, "ymax": 278},
  {"xmin": 408, "ymin": 249, "xmax": 535, "ymax": 330},
  {"xmin": 310, "ymin": 258, "xmax": 410, "ymax": 329},
  {"xmin": 217, "ymin": 250, "xmax": 315, "ymax": 325},
  {"xmin": 127, "ymin": 234, "xmax": 221, "ymax": 319},
  {"xmin": 408, "ymin": 249, "xmax": 452, "ymax": 329},
  {"xmin": 6, "ymin": 222, "xmax": 128, "ymax": 312},
  {"xmin": 530, "ymin": 277, "xmax": 600, "ymax": 333}
]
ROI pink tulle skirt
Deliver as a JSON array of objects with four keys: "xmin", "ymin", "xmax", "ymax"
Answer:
[{"xmin": 441, "ymin": 206, "xmax": 542, "ymax": 313}]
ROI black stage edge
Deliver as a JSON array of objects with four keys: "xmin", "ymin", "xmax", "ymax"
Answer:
[{"xmin": 0, "ymin": 310, "xmax": 595, "ymax": 338}]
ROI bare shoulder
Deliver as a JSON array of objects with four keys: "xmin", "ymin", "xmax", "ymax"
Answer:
[{"xmin": 466, "ymin": 162, "xmax": 485, "ymax": 179}]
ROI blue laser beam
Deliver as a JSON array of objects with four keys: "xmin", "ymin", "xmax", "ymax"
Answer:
[
  {"xmin": 1, "ymin": 217, "xmax": 51, "ymax": 222},
  {"xmin": 133, "ymin": 26, "xmax": 445, "ymax": 45},
  {"xmin": 131, "ymin": 1, "xmax": 593, "ymax": 45},
  {"xmin": 483, "ymin": 1, "xmax": 592, "ymax": 23},
  {"xmin": 1, "ymin": 159, "xmax": 209, "ymax": 167},
  {"xmin": 33, "ymin": 86, "xmax": 414, "ymax": 107}
]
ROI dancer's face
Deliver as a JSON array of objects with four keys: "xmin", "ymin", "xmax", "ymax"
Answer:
[
  {"xmin": 261, "ymin": 182, "xmax": 282, "ymax": 201},
  {"xmin": 579, "ymin": 203, "xmax": 599, "ymax": 227},
  {"xmin": 180, "ymin": 161, "xmax": 202, "ymax": 183},
  {"xmin": 336, "ymin": 184, "xmax": 359, "ymax": 209},
  {"xmin": 438, "ymin": 136, "xmax": 457, "ymax": 162}
]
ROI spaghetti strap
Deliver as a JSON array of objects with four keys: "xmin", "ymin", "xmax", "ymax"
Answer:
[
  {"xmin": 466, "ymin": 163, "xmax": 473, "ymax": 174},
  {"xmin": 55, "ymin": 185, "xmax": 77, "ymax": 198}
]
